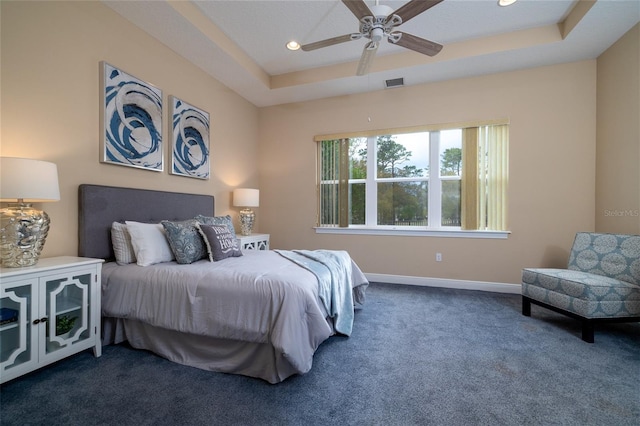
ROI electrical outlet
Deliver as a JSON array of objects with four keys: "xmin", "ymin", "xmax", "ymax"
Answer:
[{"xmin": 436, "ymin": 253, "xmax": 442, "ymax": 262}]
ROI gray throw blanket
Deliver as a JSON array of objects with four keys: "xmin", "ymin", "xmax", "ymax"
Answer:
[{"xmin": 275, "ymin": 249, "xmax": 355, "ymax": 335}]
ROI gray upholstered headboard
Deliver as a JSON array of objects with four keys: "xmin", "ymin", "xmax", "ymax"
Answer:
[{"xmin": 78, "ymin": 184, "xmax": 214, "ymax": 261}]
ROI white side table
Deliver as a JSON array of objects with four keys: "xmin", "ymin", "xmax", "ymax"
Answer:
[
  {"xmin": 0, "ymin": 256, "xmax": 103, "ymax": 384},
  {"xmin": 238, "ymin": 233, "xmax": 270, "ymax": 250}
]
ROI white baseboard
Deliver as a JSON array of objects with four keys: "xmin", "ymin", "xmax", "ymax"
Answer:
[{"xmin": 364, "ymin": 273, "xmax": 521, "ymax": 294}]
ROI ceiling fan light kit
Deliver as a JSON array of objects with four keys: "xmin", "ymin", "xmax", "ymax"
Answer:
[
  {"xmin": 301, "ymin": 0, "xmax": 445, "ymax": 76},
  {"xmin": 286, "ymin": 41, "xmax": 301, "ymax": 51}
]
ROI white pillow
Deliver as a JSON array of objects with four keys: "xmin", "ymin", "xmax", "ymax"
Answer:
[{"xmin": 125, "ymin": 221, "xmax": 175, "ymax": 266}]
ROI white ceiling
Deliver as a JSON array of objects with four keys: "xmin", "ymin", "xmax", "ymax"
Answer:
[{"xmin": 104, "ymin": 0, "xmax": 639, "ymax": 107}]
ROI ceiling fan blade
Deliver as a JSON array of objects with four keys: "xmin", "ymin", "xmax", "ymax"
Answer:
[
  {"xmin": 356, "ymin": 41, "xmax": 378, "ymax": 76},
  {"xmin": 388, "ymin": 31, "xmax": 443, "ymax": 56},
  {"xmin": 301, "ymin": 34, "xmax": 358, "ymax": 52},
  {"xmin": 387, "ymin": 0, "xmax": 444, "ymax": 25},
  {"xmin": 342, "ymin": 0, "xmax": 372, "ymax": 21}
]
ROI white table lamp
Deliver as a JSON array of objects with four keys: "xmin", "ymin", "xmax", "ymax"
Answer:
[
  {"xmin": 233, "ymin": 188, "xmax": 259, "ymax": 236},
  {"xmin": 0, "ymin": 157, "xmax": 60, "ymax": 267}
]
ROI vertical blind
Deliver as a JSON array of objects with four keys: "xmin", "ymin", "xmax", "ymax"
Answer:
[
  {"xmin": 479, "ymin": 124, "xmax": 509, "ymax": 230},
  {"xmin": 461, "ymin": 124, "xmax": 509, "ymax": 230},
  {"xmin": 461, "ymin": 128, "xmax": 479, "ymax": 230},
  {"xmin": 318, "ymin": 138, "xmax": 349, "ymax": 227}
]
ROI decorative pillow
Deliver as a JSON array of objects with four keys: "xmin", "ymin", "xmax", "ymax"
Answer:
[
  {"xmin": 111, "ymin": 222, "xmax": 136, "ymax": 265},
  {"xmin": 196, "ymin": 223, "xmax": 243, "ymax": 262},
  {"xmin": 125, "ymin": 221, "xmax": 175, "ymax": 266},
  {"xmin": 194, "ymin": 215, "xmax": 237, "ymax": 238},
  {"xmin": 161, "ymin": 219, "xmax": 207, "ymax": 264}
]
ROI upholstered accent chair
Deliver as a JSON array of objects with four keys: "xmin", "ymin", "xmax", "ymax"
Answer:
[{"xmin": 522, "ymin": 232, "xmax": 640, "ymax": 342}]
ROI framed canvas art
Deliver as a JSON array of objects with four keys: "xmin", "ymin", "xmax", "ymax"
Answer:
[
  {"xmin": 170, "ymin": 96, "xmax": 210, "ymax": 179},
  {"xmin": 100, "ymin": 62, "xmax": 163, "ymax": 171}
]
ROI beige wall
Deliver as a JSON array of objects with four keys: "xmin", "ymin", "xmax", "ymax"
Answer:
[
  {"xmin": 259, "ymin": 61, "xmax": 597, "ymax": 284},
  {"xmin": 0, "ymin": 1, "xmax": 260, "ymax": 258},
  {"xmin": 596, "ymin": 23, "xmax": 640, "ymax": 234},
  {"xmin": 3, "ymin": 1, "xmax": 632, "ymax": 286}
]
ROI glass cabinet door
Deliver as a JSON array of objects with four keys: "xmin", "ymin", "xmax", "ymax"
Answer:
[
  {"xmin": 0, "ymin": 280, "xmax": 37, "ymax": 375},
  {"xmin": 42, "ymin": 270, "xmax": 93, "ymax": 357}
]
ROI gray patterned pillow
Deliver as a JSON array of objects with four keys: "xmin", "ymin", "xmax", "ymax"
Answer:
[
  {"xmin": 196, "ymin": 223, "xmax": 243, "ymax": 261},
  {"xmin": 111, "ymin": 222, "xmax": 136, "ymax": 265},
  {"xmin": 194, "ymin": 215, "xmax": 237, "ymax": 238},
  {"xmin": 161, "ymin": 219, "xmax": 208, "ymax": 264}
]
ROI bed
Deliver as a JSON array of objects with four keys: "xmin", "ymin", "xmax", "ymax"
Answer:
[{"xmin": 78, "ymin": 184, "xmax": 368, "ymax": 383}]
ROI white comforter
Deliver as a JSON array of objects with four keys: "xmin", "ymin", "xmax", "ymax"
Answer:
[{"xmin": 101, "ymin": 249, "xmax": 368, "ymax": 376}]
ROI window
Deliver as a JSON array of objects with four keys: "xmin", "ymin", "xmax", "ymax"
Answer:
[{"xmin": 317, "ymin": 122, "xmax": 508, "ymax": 234}]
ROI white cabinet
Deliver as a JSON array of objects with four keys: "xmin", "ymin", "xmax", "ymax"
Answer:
[
  {"xmin": 238, "ymin": 233, "xmax": 270, "ymax": 250},
  {"xmin": 0, "ymin": 256, "xmax": 103, "ymax": 384}
]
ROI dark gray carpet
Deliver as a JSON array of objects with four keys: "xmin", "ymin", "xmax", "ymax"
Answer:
[{"xmin": 1, "ymin": 283, "xmax": 638, "ymax": 426}]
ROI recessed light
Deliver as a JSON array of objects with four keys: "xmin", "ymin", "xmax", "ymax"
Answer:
[
  {"xmin": 498, "ymin": 0, "xmax": 517, "ymax": 6},
  {"xmin": 286, "ymin": 41, "xmax": 300, "ymax": 51}
]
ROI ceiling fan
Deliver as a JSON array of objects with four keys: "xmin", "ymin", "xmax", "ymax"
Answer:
[{"xmin": 301, "ymin": 0, "xmax": 445, "ymax": 76}]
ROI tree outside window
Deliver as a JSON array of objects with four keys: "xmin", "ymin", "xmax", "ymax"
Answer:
[{"xmin": 318, "ymin": 123, "xmax": 508, "ymax": 231}]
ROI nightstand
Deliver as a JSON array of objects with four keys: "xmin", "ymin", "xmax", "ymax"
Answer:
[
  {"xmin": 238, "ymin": 233, "xmax": 270, "ymax": 250},
  {"xmin": 0, "ymin": 256, "xmax": 103, "ymax": 384}
]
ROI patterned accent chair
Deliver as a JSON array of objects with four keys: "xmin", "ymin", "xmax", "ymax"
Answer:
[{"xmin": 522, "ymin": 232, "xmax": 640, "ymax": 342}]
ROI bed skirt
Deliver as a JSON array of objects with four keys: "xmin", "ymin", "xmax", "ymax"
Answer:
[{"xmin": 102, "ymin": 317, "xmax": 300, "ymax": 384}]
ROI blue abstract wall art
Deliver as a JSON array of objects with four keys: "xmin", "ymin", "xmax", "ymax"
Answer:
[
  {"xmin": 170, "ymin": 96, "xmax": 210, "ymax": 179},
  {"xmin": 101, "ymin": 62, "xmax": 163, "ymax": 171}
]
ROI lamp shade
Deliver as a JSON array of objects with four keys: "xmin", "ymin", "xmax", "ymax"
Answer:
[
  {"xmin": 0, "ymin": 157, "xmax": 60, "ymax": 202},
  {"xmin": 233, "ymin": 188, "xmax": 259, "ymax": 207}
]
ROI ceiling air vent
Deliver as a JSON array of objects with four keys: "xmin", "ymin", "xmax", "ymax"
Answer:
[{"xmin": 385, "ymin": 77, "xmax": 404, "ymax": 89}]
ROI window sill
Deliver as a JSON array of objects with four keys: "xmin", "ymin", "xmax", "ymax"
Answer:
[{"xmin": 314, "ymin": 227, "xmax": 510, "ymax": 239}]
